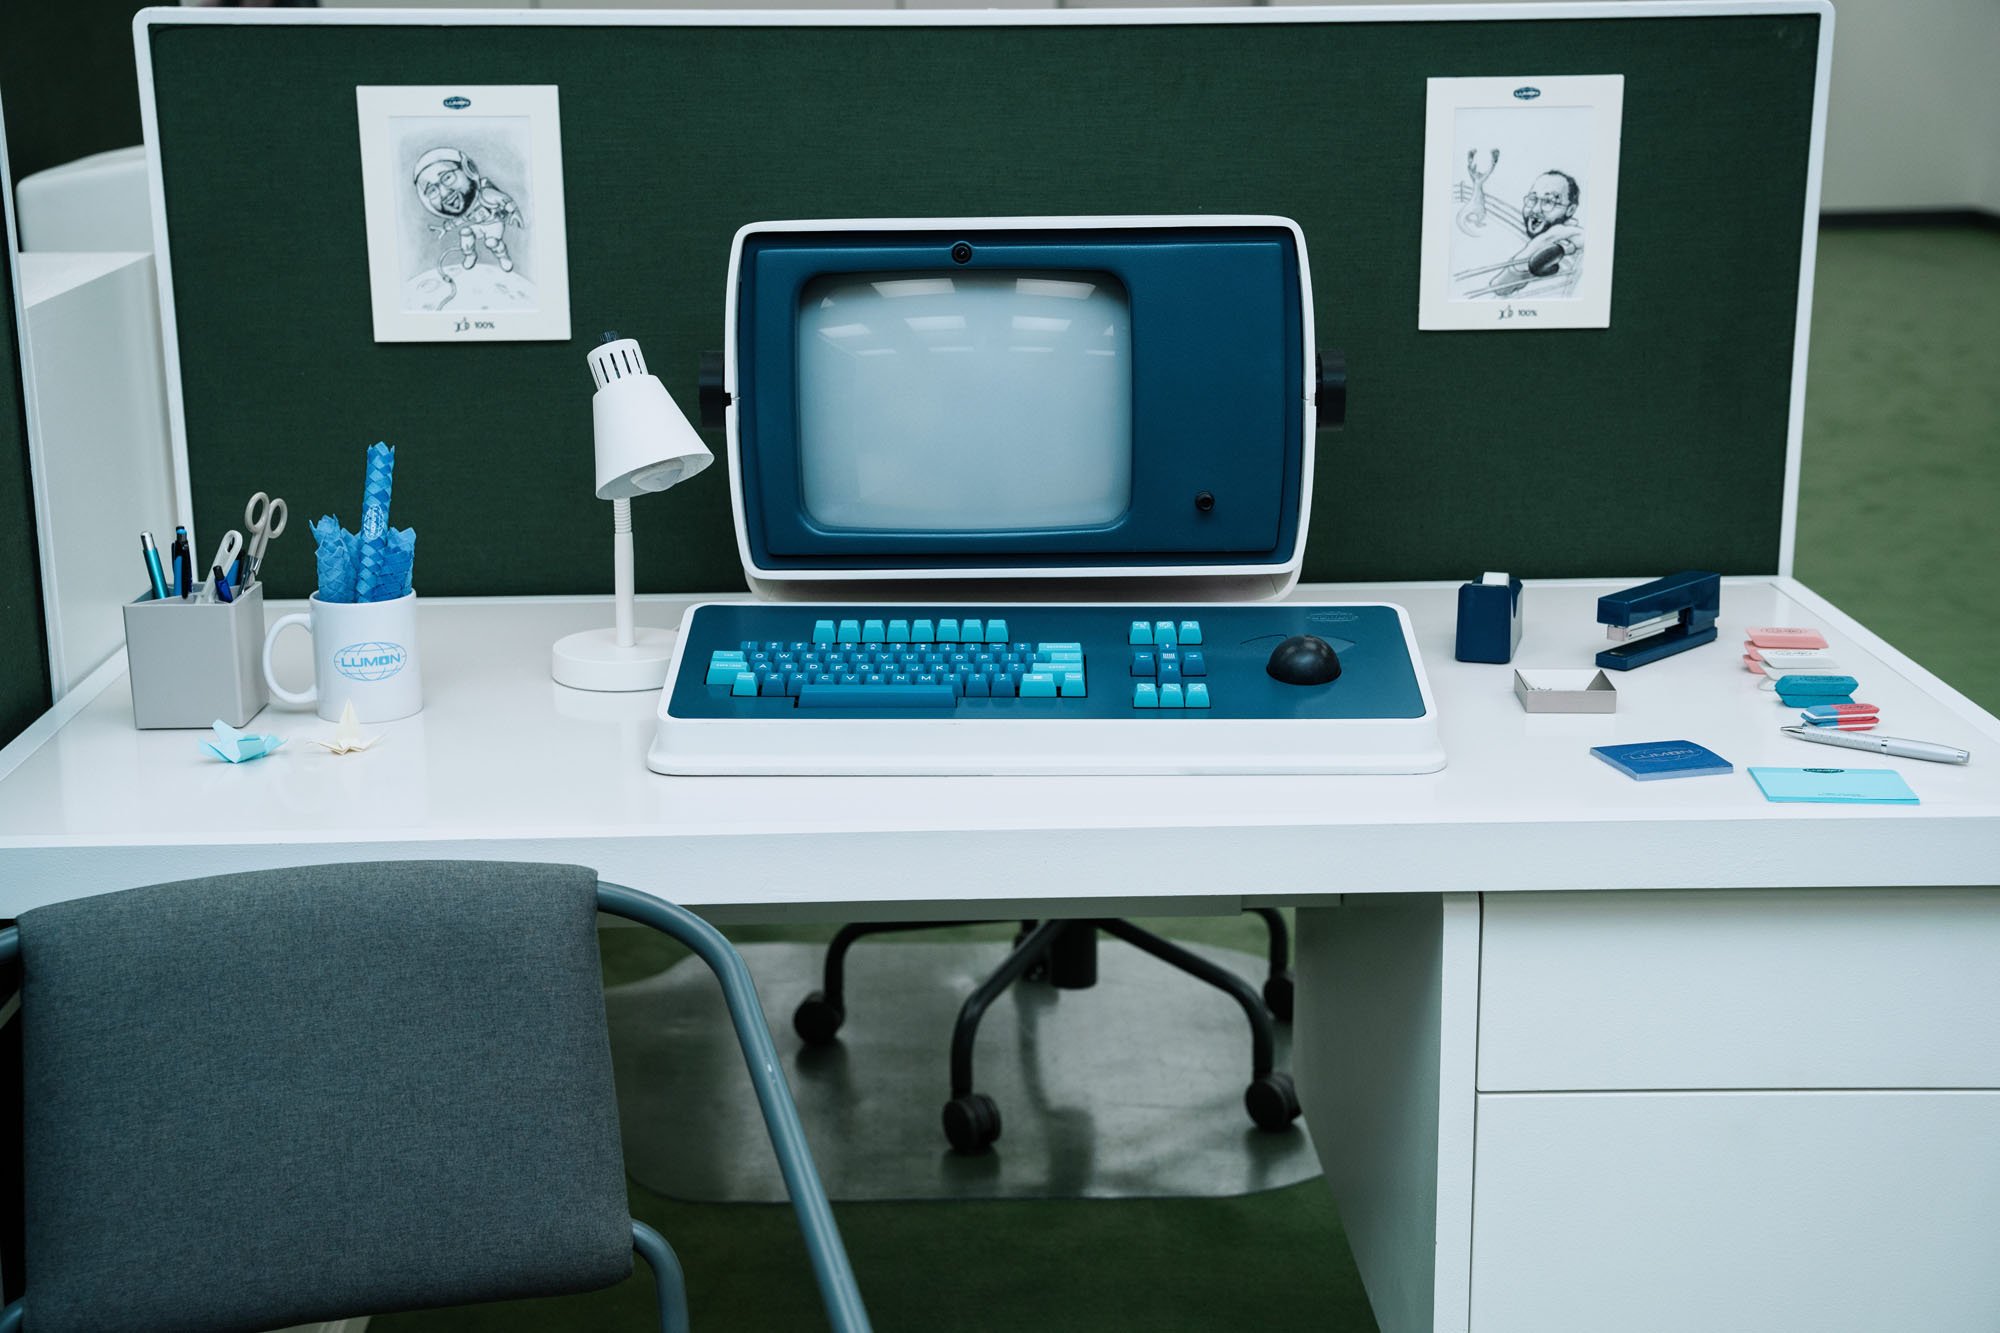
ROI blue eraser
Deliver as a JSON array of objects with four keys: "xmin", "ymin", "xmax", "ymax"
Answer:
[
  {"xmin": 1774, "ymin": 673, "xmax": 1858, "ymax": 696},
  {"xmin": 1591, "ymin": 740, "xmax": 1733, "ymax": 781},
  {"xmin": 1455, "ymin": 573, "xmax": 1523, "ymax": 664}
]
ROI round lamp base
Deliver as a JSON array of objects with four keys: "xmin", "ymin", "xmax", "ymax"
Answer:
[{"xmin": 552, "ymin": 626, "xmax": 676, "ymax": 692}]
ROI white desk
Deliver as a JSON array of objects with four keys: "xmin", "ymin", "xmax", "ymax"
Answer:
[{"xmin": 3, "ymin": 577, "xmax": 1998, "ymax": 1332}]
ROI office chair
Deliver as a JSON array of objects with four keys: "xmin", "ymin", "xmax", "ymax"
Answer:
[
  {"xmin": 793, "ymin": 909, "xmax": 1301, "ymax": 1154},
  {"xmin": 0, "ymin": 861, "xmax": 870, "ymax": 1333}
]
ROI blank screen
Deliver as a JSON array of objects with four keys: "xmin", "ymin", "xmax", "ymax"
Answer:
[{"xmin": 796, "ymin": 271, "xmax": 1131, "ymax": 532}]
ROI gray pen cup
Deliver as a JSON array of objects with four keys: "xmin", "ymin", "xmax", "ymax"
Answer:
[{"xmin": 122, "ymin": 584, "xmax": 268, "ymax": 729}]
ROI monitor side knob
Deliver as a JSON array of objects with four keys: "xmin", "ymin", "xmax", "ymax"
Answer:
[
  {"xmin": 1316, "ymin": 351, "xmax": 1347, "ymax": 430},
  {"xmin": 698, "ymin": 350, "xmax": 729, "ymax": 430}
]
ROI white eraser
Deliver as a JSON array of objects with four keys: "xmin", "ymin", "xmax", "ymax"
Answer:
[{"xmin": 1481, "ymin": 571, "xmax": 1510, "ymax": 586}]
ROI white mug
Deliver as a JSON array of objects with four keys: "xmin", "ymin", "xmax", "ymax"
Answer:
[{"xmin": 263, "ymin": 591, "xmax": 422, "ymax": 722}]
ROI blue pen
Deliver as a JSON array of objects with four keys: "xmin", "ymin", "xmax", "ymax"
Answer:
[
  {"xmin": 212, "ymin": 564, "xmax": 235, "ymax": 604},
  {"xmin": 139, "ymin": 532, "xmax": 169, "ymax": 600}
]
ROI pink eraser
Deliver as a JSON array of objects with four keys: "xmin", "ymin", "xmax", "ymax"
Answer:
[
  {"xmin": 1802, "ymin": 702, "xmax": 1879, "ymax": 719},
  {"xmin": 1747, "ymin": 626, "xmax": 1828, "ymax": 649},
  {"xmin": 1743, "ymin": 654, "xmax": 1767, "ymax": 672}
]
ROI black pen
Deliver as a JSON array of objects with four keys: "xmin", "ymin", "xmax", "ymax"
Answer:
[{"xmin": 171, "ymin": 526, "xmax": 192, "ymax": 599}]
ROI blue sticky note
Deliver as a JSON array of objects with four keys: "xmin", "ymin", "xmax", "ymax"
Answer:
[
  {"xmin": 1749, "ymin": 766, "xmax": 1919, "ymax": 804},
  {"xmin": 1591, "ymin": 740, "xmax": 1733, "ymax": 780}
]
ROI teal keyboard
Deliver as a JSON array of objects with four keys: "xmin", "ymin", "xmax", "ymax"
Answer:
[{"xmin": 651, "ymin": 602, "xmax": 1445, "ymax": 775}]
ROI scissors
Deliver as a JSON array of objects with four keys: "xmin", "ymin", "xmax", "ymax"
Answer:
[
  {"xmin": 242, "ymin": 491, "xmax": 288, "ymax": 588},
  {"xmin": 206, "ymin": 529, "xmax": 243, "ymax": 599}
]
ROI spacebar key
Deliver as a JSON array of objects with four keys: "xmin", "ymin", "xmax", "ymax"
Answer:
[{"xmin": 796, "ymin": 684, "xmax": 958, "ymax": 709}]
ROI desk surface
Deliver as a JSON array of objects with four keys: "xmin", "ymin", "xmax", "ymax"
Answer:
[{"xmin": 3, "ymin": 578, "xmax": 1996, "ymax": 919}]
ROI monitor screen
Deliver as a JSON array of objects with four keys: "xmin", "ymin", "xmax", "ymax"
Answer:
[{"xmin": 796, "ymin": 270, "xmax": 1131, "ymax": 533}]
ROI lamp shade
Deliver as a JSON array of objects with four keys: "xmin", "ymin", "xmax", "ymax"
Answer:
[{"xmin": 588, "ymin": 337, "xmax": 713, "ymax": 500}]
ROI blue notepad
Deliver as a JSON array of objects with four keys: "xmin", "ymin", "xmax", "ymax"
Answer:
[
  {"xmin": 1591, "ymin": 740, "xmax": 1733, "ymax": 780},
  {"xmin": 1749, "ymin": 766, "xmax": 1920, "ymax": 804}
]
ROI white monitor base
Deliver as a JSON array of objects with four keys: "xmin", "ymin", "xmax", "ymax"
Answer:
[{"xmin": 552, "ymin": 626, "xmax": 675, "ymax": 692}]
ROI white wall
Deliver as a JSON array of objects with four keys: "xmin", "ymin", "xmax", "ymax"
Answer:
[{"xmin": 1820, "ymin": 0, "xmax": 2000, "ymax": 212}]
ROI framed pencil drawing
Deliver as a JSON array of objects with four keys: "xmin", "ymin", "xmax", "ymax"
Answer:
[
  {"xmin": 356, "ymin": 84, "xmax": 572, "ymax": 342},
  {"xmin": 1418, "ymin": 74, "xmax": 1624, "ymax": 331}
]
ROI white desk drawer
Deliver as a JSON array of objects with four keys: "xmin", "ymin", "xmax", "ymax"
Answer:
[
  {"xmin": 1477, "ymin": 888, "xmax": 2000, "ymax": 1091},
  {"xmin": 1470, "ymin": 1090, "xmax": 2000, "ymax": 1333}
]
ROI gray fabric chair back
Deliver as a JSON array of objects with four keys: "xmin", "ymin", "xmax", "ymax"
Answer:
[{"xmin": 16, "ymin": 860, "xmax": 632, "ymax": 1333}]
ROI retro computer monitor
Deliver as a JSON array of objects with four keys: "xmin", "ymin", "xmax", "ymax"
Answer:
[{"xmin": 651, "ymin": 216, "xmax": 1442, "ymax": 776}]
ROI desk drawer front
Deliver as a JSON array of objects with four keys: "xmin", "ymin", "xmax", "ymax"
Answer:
[
  {"xmin": 1477, "ymin": 888, "xmax": 2000, "ymax": 1091},
  {"xmin": 1469, "ymin": 1090, "xmax": 2000, "ymax": 1333}
]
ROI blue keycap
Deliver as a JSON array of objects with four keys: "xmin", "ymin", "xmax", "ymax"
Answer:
[
  {"xmin": 837, "ymin": 619, "xmax": 861, "ymax": 643},
  {"xmin": 965, "ymin": 674, "xmax": 990, "ymax": 698},
  {"xmin": 1183, "ymin": 651, "xmax": 1207, "ymax": 677},
  {"xmin": 785, "ymin": 673, "xmax": 805, "ymax": 696},
  {"xmin": 1154, "ymin": 621, "xmax": 1177, "ymax": 650},
  {"xmin": 986, "ymin": 620, "xmax": 1009, "ymax": 643},
  {"xmin": 1160, "ymin": 683, "xmax": 1185, "ymax": 708},
  {"xmin": 1059, "ymin": 673, "xmax": 1086, "ymax": 698},
  {"xmin": 1158, "ymin": 663, "xmax": 1182, "ymax": 685},
  {"xmin": 914, "ymin": 619, "xmax": 935, "ymax": 643},
  {"xmin": 1186, "ymin": 683, "xmax": 1211, "ymax": 708},
  {"xmin": 1129, "ymin": 621, "xmax": 1153, "ymax": 645},
  {"xmin": 1039, "ymin": 642, "xmax": 1083, "ymax": 656},
  {"xmin": 706, "ymin": 663, "xmax": 744, "ymax": 686},
  {"xmin": 863, "ymin": 619, "xmax": 886, "ymax": 641},
  {"xmin": 797, "ymin": 684, "xmax": 957, "ymax": 709},
  {"xmin": 1021, "ymin": 672, "xmax": 1059, "ymax": 698},
  {"xmin": 887, "ymin": 619, "xmax": 910, "ymax": 642},
  {"xmin": 1179, "ymin": 621, "xmax": 1203, "ymax": 646},
  {"xmin": 731, "ymin": 671, "xmax": 759, "ymax": 697},
  {"xmin": 760, "ymin": 675, "xmax": 787, "ymax": 697},
  {"xmin": 938, "ymin": 618, "xmax": 960, "ymax": 643},
  {"xmin": 1130, "ymin": 652, "xmax": 1156, "ymax": 677},
  {"xmin": 813, "ymin": 620, "xmax": 836, "ymax": 644},
  {"xmin": 962, "ymin": 619, "xmax": 983, "ymax": 643},
  {"xmin": 1133, "ymin": 683, "xmax": 1159, "ymax": 709},
  {"xmin": 989, "ymin": 674, "xmax": 1017, "ymax": 698}
]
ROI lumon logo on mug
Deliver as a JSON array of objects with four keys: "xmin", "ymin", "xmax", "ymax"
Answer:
[{"xmin": 335, "ymin": 641, "xmax": 408, "ymax": 681}]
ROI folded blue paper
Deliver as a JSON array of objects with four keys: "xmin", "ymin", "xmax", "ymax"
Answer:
[
  {"xmin": 1591, "ymin": 740, "xmax": 1733, "ymax": 780},
  {"xmin": 311, "ymin": 443, "xmax": 417, "ymax": 603},
  {"xmin": 200, "ymin": 720, "xmax": 284, "ymax": 764},
  {"xmin": 1749, "ymin": 766, "xmax": 1919, "ymax": 804}
]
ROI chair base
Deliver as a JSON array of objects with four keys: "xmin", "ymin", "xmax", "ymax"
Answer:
[{"xmin": 796, "ymin": 914, "xmax": 1302, "ymax": 1155}]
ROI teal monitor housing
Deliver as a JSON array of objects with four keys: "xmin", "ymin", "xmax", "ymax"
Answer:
[{"xmin": 719, "ymin": 217, "xmax": 1329, "ymax": 598}]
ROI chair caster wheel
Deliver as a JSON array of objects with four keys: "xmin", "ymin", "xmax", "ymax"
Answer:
[
  {"xmin": 1245, "ymin": 1071, "xmax": 1301, "ymax": 1131},
  {"xmin": 1263, "ymin": 970, "xmax": 1295, "ymax": 1023},
  {"xmin": 942, "ymin": 1093, "xmax": 1002, "ymax": 1154},
  {"xmin": 793, "ymin": 991, "xmax": 845, "ymax": 1046}
]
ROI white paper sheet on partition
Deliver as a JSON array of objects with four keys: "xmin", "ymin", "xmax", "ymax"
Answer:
[
  {"xmin": 355, "ymin": 84, "xmax": 571, "ymax": 343},
  {"xmin": 1418, "ymin": 74, "xmax": 1624, "ymax": 332}
]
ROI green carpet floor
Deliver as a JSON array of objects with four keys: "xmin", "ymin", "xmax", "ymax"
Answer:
[{"xmin": 373, "ymin": 223, "xmax": 2000, "ymax": 1333}]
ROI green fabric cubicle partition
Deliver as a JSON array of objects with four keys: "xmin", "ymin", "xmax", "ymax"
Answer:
[
  {"xmin": 143, "ymin": 10, "xmax": 1823, "ymax": 598},
  {"xmin": 1, "ymin": 105, "xmax": 52, "ymax": 754}
]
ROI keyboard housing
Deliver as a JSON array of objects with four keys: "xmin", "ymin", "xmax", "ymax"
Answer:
[{"xmin": 651, "ymin": 601, "xmax": 1443, "ymax": 776}]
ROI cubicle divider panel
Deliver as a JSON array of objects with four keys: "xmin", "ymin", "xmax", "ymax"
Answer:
[
  {"xmin": 1, "ymin": 100, "xmax": 52, "ymax": 753},
  {"xmin": 142, "ymin": 9, "xmax": 1824, "ymax": 597}
]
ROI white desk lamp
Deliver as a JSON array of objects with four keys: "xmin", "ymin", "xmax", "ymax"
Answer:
[{"xmin": 551, "ymin": 333, "xmax": 713, "ymax": 691}]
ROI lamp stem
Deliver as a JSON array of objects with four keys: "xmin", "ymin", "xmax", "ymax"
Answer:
[{"xmin": 612, "ymin": 496, "xmax": 635, "ymax": 649}]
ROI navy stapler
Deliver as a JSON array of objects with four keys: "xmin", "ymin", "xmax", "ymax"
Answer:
[{"xmin": 1595, "ymin": 571, "xmax": 1721, "ymax": 670}]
